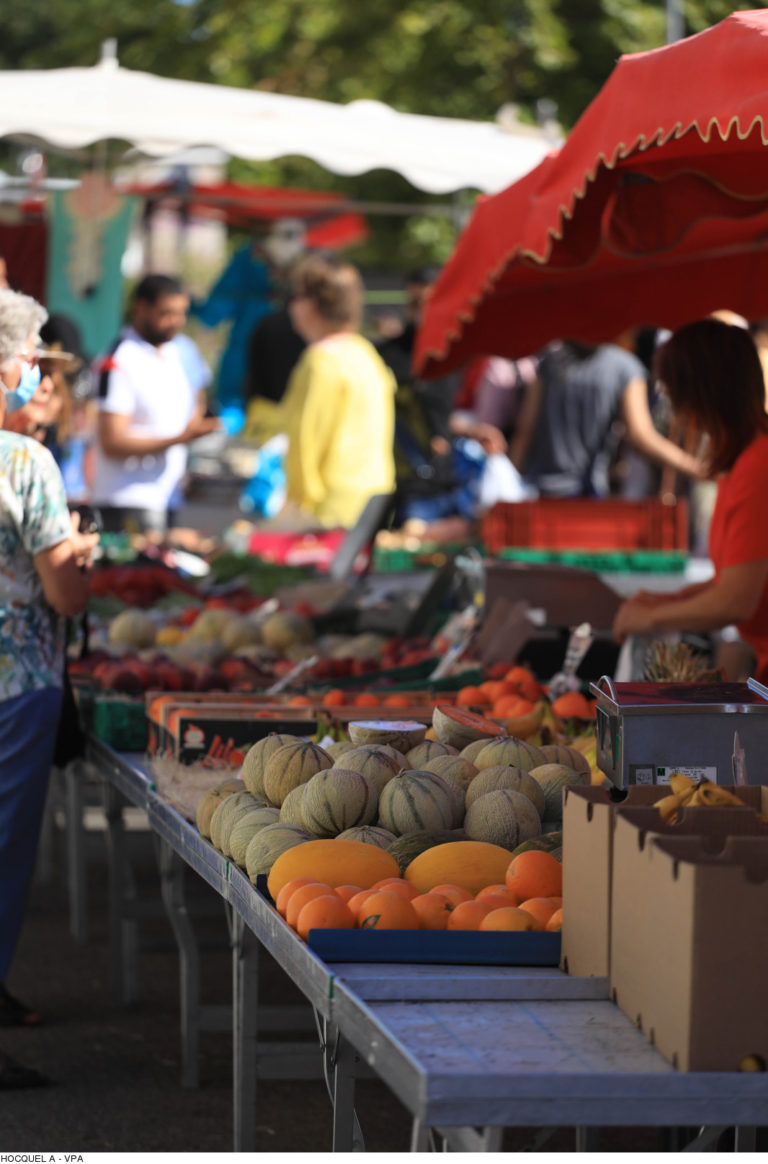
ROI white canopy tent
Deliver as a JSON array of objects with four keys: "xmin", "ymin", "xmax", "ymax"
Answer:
[{"xmin": 0, "ymin": 53, "xmax": 557, "ymax": 196}]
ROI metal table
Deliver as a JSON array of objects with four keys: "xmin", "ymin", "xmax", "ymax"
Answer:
[{"xmin": 88, "ymin": 740, "xmax": 768, "ymax": 1153}]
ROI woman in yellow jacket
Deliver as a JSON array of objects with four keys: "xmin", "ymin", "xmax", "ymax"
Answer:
[{"xmin": 279, "ymin": 255, "xmax": 396, "ymax": 529}]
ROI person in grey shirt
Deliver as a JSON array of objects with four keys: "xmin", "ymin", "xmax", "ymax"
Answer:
[{"xmin": 515, "ymin": 340, "xmax": 703, "ymax": 497}]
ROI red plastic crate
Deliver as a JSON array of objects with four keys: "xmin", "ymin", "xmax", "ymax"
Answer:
[{"xmin": 481, "ymin": 498, "xmax": 688, "ymax": 553}]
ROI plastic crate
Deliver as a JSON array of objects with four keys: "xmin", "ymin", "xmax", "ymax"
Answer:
[
  {"xmin": 90, "ymin": 695, "xmax": 149, "ymax": 752},
  {"xmin": 496, "ymin": 547, "xmax": 688, "ymax": 573},
  {"xmin": 481, "ymin": 498, "xmax": 688, "ymax": 553}
]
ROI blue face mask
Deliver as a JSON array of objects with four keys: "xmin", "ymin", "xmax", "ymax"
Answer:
[{"xmin": 3, "ymin": 361, "xmax": 40, "ymax": 412}]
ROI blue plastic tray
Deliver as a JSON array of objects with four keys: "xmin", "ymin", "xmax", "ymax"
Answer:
[{"xmin": 306, "ymin": 928, "xmax": 561, "ymax": 965}]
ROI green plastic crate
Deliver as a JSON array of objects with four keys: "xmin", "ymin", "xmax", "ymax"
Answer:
[
  {"xmin": 495, "ymin": 547, "xmax": 687, "ymax": 573},
  {"xmin": 90, "ymin": 695, "xmax": 148, "ymax": 752}
]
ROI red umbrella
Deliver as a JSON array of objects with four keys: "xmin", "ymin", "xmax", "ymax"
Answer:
[
  {"xmin": 415, "ymin": 9, "xmax": 768, "ymax": 376},
  {"xmin": 126, "ymin": 180, "xmax": 368, "ymax": 248}
]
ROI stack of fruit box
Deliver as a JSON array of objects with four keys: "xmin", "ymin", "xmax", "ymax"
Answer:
[{"xmin": 561, "ymin": 784, "xmax": 768, "ymax": 1070}]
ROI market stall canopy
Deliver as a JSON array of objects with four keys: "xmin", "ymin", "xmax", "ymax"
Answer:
[
  {"xmin": 124, "ymin": 180, "xmax": 368, "ymax": 248},
  {"xmin": 415, "ymin": 9, "xmax": 768, "ymax": 376},
  {"xmin": 0, "ymin": 55, "xmax": 556, "ymax": 196}
]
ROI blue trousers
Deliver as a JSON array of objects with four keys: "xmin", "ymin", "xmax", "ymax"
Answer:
[{"xmin": 0, "ymin": 687, "xmax": 62, "ymax": 980}]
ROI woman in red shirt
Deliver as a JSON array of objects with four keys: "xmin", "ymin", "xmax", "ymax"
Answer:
[{"xmin": 613, "ymin": 318, "xmax": 768, "ymax": 680}]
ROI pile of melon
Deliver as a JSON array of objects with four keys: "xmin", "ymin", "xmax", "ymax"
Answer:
[{"xmin": 194, "ymin": 705, "xmax": 588, "ymax": 887}]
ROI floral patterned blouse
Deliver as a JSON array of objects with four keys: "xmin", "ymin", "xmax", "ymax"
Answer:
[{"xmin": 0, "ymin": 432, "xmax": 72, "ymax": 698}]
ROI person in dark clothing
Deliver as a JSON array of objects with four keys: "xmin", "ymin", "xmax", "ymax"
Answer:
[{"xmin": 244, "ymin": 306, "xmax": 305, "ymax": 405}]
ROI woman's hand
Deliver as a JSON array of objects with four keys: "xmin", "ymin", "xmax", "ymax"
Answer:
[
  {"xmin": 613, "ymin": 596, "xmax": 659, "ymax": 643},
  {"xmin": 69, "ymin": 511, "xmax": 100, "ymax": 570}
]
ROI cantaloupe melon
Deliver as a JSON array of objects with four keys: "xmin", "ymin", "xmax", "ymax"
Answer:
[
  {"xmin": 460, "ymin": 737, "xmax": 498, "ymax": 764},
  {"xmin": 245, "ymin": 823, "xmax": 312, "ymax": 884},
  {"xmin": 347, "ymin": 721, "xmax": 427, "ymax": 753},
  {"xmin": 474, "ymin": 737, "xmax": 546, "ymax": 773},
  {"xmin": 424, "ymin": 754, "xmax": 478, "ymax": 794},
  {"xmin": 333, "ymin": 746, "xmax": 401, "ymax": 794},
  {"xmin": 325, "ymin": 741, "xmax": 356, "ymax": 760},
  {"xmin": 229, "ymin": 807, "xmax": 281, "ymax": 867},
  {"xmin": 336, "ymin": 825, "xmax": 397, "ymax": 849},
  {"xmin": 301, "ymin": 768, "xmax": 378, "ymax": 837},
  {"xmin": 108, "ymin": 609, "xmax": 157, "ymax": 649},
  {"xmin": 220, "ymin": 616, "xmax": 263, "ymax": 652},
  {"xmin": 404, "ymin": 839, "xmax": 514, "ymax": 895},
  {"xmin": 278, "ymin": 784, "xmax": 307, "ymax": 829},
  {"xmin": 241, "ymin": 733, "xmax": 299, "ymax": 798},
  {"xmin": 220, "ymin": 792, "xmax": 271, "ymax": 857},
  {"xmin": 405, "ymin": 740, "xmax": 458, "ymax": 768},
  {"xmin": 196, "ymin": 779, "xmax": 244, "ymax": 838},
  {"xmin": 511, "ymin": 831, "xmax": 563, "ymax": 858},
  {"xmin": 210, "ymin": 790, "xmax": 260, "ymax": 852},
  {"xmin": 463, "ymin": 788, "xmax": 542, "ymax": 850},
  {"xmin": 528, "ymin": 763, "xmax": 588, "ymax": 822},
  {"xmin": 432, "ymin": 705, "xmax": 506, "ymax": 749},
  {"xmin": 263, "ymin": 740, "xmax": 333, "ymax": 807},
  {"xmin": 267, "ymin": 838, "xmax": 399, "ymax": 901},
  {"xmin": 465, "ymin": 765, "xmax": 545, "ymax": 817},
  {"xmin": 260, "ymin": 612, "xmax": 315, "ymax": 651},
  {"xmin": 378, "ymin": 769, "xmax": 461, "ymax": 835},
  {"xmin": 188, "ymin": 608, "xmax": 237, "ymax": 642},
  {"xmin": 538, "ymin": 743, "xmax": 591, "ymax": 777}
]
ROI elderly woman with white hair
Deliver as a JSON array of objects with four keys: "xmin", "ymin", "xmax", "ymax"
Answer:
[{"xmin": 0, "ymin": 288, "xmax": 98, "ymax": 1088}]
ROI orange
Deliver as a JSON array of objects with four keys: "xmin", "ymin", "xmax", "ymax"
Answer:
[
  {"xmin": 479, "ymin": 907, "xmax": 536, "ymax": 932},
  {"xmin": 446, "ymin": 900, "xmax": 496, "ymax": 930},
  {"xmin": 429, "ymin": 883, "xmax": 474, "ymax": 908},
  {"xmin": 347, "ymin": 888, "xmax": 375, "ymax": 920},
  {"xmin": 546, "ymin": 908, "xmax": 563, "ymax": 932},
  {"xmin": 456, "ymin": 686, "xmax": 491, "ymax": 707},
  {"xmin": 476, "ymin": 884, "xmax": 520, "ymax": 905},
  {"xmin": 369, "ymin": 877, "xmax": 419, "ymax": 900},
  {"xmin": 287, "ymin": 695, "xmax": 313, "ymax": 706},
  {"xmin": 518, "ymin": 896, "xmax": 560, "ymax": 930},
  {"xmin": 358, "ymin": 890, "xmax": 420, "ymax": 930},
  {"xmin": 410, "ymin": 892, "xmax": 452, "ymax": 930},
  {"xmin": 352, "ymin": 692, "xmax": 380, "ymax": 707},
  {"xmin": 551, "ymin": 691, "xmax": 595, "ymax": 720},
  {"xmin": 382, "ymin": 694, "xmax": 412, "ymax": 707},
  {"xmin": 505, "ymin": 851, "xmax": 563, "ymax": 901},
  {"xmin": 275, "ymin": 877, "xmax": 319, "ymax": 917},
  {"xmin": 333, "ymin": 884, "xmax": 363, "ymax": 904},
  {"xmin": 322, "ymin": 689, "xmax": 347, "ymax": 708},
  {"xmin": 479, "ymin": 680, "xmax": 516, "ymax": 703},
  {"xmin": 504, "ymin": 666, "xmax": 544, "ymax": 703},
  {"xmin": 297, "ymin": 894, "xmax": 355, "ymax": 941},
  {"xmin": 475, "ymin": 891, "xmax": 520, "ymax": 911},
  {"xmin": 492, "ymin": 695, "xmax": 536, "ymax": 719},
  {"xmin": 286, "ymin": 882, "xmax": 335, "ymax": 930}
]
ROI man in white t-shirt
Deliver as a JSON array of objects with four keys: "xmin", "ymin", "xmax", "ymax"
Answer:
[{"xmin": 92, "ymin": 275, "xmax": 220, "ymax": 533}]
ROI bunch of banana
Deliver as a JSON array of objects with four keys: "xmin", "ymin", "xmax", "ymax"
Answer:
[{"xmin": 656, "ymin": 771, "xmax": 747, "ymax": 824}]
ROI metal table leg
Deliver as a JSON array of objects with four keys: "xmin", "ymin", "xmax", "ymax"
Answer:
[
  {"xmin": 102, "ymin": 780, "xmax": 139, "ymax": 1005},
  {"xmin": 156, "ymin": 837, "xmax": 204, "ymax": 1088},
  {"xmin": 329, "ymin": 1026, "xmax": 366, "ymax": 1152},
  {"xmin": 229, "ymin": 908, "xmax": 259, "ymax": 1150},
  {"xmin": 64, "ymin": 758, "xmax": 88, "ymax": 941}
]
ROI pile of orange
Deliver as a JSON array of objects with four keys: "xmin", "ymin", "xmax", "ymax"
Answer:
[
  {"xmin": 550, "ymin": 691, "xmax": 596, "ymax": 720},
  {"xmin": 273, "ymin": 850, "xmax": 563, "ymax": 939},
  {"xmin": 455, "ymin": 665, "xmax": 544, "ymax": 719}
]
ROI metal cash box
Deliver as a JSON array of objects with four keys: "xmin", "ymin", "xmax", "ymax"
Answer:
[{"xmin": 590, "ymin": 676, "xmax": 768, "ymax": 788}]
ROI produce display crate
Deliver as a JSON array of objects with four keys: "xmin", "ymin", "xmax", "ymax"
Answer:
[
  {"xmin": 610, "ymin": 811, "xmax": 768, "ymax": 1071},
  {"xmin": 254, "ymin": 879, "xmax": 560, "ymax": 966},
  {"xmin": 561, "ymin": 785, "xmax": 768, "ymax": 980},
  {"xmin": 482, "ymin": 497, "xmax": 689, "ymax": 553},
  {"xmin": 371, "ymin": 543, "xmax": 479, "ymax": 574}
]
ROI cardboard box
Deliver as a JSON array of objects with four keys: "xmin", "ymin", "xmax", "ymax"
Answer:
[
  {"xmin": 560, "ymin": 784, "xmax": 672, "ymax": 978},
  {"xmin": 610, "ymin": 827, "xmax": 768, "ymax": 1070},
  {"xmin": 560, "ymin": 784, "xmax": 768, "ymax": 979}
]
